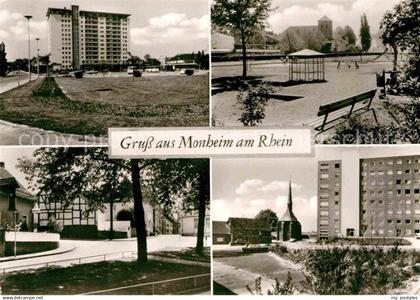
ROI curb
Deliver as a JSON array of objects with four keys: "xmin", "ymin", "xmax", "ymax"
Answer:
[{"xmin": 0, "ymin": 246, "xmax": 76, "ymax": 263}]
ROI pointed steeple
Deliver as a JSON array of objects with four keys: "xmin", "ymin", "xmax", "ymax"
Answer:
[{"xmin": 279, "ymin": 178, "xmax": 298, "ymax": 222}]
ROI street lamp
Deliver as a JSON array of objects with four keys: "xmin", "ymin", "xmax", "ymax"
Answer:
[
  {"xmin": 24, "ymin": 15, "xmax": 32, "ymax": 82},
  {"xmin": 35, "ymin": 38, "xmax": 40, "ymax": 78},
  {"xmin": 31, "ymin": 203, "xmax": 41, "ymax": 232}
]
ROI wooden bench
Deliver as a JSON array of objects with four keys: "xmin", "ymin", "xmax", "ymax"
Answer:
[{"xmin": 305, "ymin": 89, "xmax": 378, "ymax": 135}]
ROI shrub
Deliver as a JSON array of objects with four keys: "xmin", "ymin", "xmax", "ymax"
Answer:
[
  {"xmin": 237, "ymin": 81, "xmax": 272, "ymax": 126},
  {"xmin": 74, "ymin": 71, "xmax": 83, "ymax": 78},
  {"xmin": 247, "ymin": 272, "xmax": 295, "ymax": 295}
]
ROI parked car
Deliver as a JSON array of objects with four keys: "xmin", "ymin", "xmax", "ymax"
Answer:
[
  {"xmin": 180, "ymin": 69, "xmax": 194, "ymax": 76},
  {"xmin": 85, "ymin": 70, "xmax": 98, "ymax": 74},
  {"xmin": 145, "ymin": 67, "xmax": 159, "ymax": 73}
]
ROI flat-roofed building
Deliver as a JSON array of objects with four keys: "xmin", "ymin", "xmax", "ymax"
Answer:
[
  {"xmin": 318, "ymin": 160, "xmax": 342, "ymax": 240},
  {"xmin": 318, "ymin": 154, "xmax": 420, "ymax": 239},
  {"xmin": 47, "ymin": 5, "xmax": 130, "ymax": 70},
  {"xmin": 360, "ymin": 155, "xmax": 420, "ymax": 238}
]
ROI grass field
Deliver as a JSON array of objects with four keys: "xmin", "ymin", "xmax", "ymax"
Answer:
[
  {"xmin": 2, "ymin": 260, "xmax": 210, "ymax": 295},
  {"xmin": 0, "ymin": 74, "xmax": 209, "ymax": 136}
]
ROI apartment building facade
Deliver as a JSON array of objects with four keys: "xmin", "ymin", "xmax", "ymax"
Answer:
[
  {"xmin": 360, "ymin": 155, "xmax": 420, "ymax": 238},
  {"xmin": 47, "ymin": 5, "xmax": 130, "ymax": 70},
  {"xmin": 318, "ymin": 154, "xmax": 420, "ymax": 239},
  {"xmin": 318, "ymin": 161, "xmax": 342, "ymax": 240}
]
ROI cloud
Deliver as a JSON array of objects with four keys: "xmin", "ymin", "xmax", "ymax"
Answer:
[
  {"xmin": 0, "ymin": 10, "xmax": 48, "ymax": 42},
  {"xmin": 130, "ymin": 13, "xmax": 209, "ymax": 49},
  {"xmin": 235, "ymin": 178, "xmax": 264, "ymax": 195},
  {"xmin": 258, "ymin": 180, "xmax": 302, "ymax": 192}
]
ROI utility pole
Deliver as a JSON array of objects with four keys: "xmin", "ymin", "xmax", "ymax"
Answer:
[
  {"xmin": 36, "ymin": 38, "xmax": 40, "ymax": 78},
  {"xmin": 24, "ymin": 15, "xmax": 32, "ymax": 82}
]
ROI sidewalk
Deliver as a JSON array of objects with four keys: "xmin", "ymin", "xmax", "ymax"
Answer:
[
  {"xmin": 0, "ymin": 242, "xmax": 76, "ymax": 263},
  {"xmin": 0, "ymin": 74, "xmax": 31, "ymax": 94}
]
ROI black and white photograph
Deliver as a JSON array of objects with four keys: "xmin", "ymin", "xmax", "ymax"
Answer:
[
  {"xmin": 211, "ymin": 0, "xmax": 419, "ymax": 144},
  {"xmin": 0, "ymin": 147, "xmax": 210, "ymax": 295},
  {"xmin": 0, "ymin": 0, "xmax": 209, "ymax": 145},
  {"xmin": 212, "ymin": 145, "xmax": 420, "ymax": 295}
]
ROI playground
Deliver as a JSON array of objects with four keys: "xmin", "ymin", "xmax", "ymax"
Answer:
[{"xmin": 211, "ymin": 54, "xmax": 406, "ymax": 137}]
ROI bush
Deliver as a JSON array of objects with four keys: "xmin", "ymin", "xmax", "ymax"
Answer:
[
  {"xmin": 237, "ymin": 81, "xmax": 272, "ymax": 126},
  {"xmin": 185, "ymin": 69, "xmax": 194, "ymax": 76},
  {"xmin": 74, "ymin": 71, "xmax": 83, "ymax": 78},
  {"xmin": 133, "ymin": 70, "xmax": 142, "ymax": 77}
]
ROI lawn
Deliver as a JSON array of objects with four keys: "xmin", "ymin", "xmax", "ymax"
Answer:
[
  {"xmin": 150, "ymin": 247, "xmax": 210, "ymax": 263},
  {"xmin": 2, "ymin": 260, "xmax": 210, "ymax": 295},
  {"xmin": 0, "ymin": 74, "xmax": 209, "ymax": 136}
]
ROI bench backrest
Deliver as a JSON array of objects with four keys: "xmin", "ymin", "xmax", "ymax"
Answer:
[{"xmin": 317, "ymin": 89, "xmax": 377, "ymax": 117}]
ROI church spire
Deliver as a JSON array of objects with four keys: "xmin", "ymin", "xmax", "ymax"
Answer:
[
  {"xmin": 288, "ymin": 179, "xmax": 293, "ymax": 212},
  {"xmin": 279, "ymin": 177, "xmax": 298, "ymax": 222}
]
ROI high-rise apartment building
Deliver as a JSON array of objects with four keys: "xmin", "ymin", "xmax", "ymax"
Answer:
[
  {"xmin": 360, "ymin": 155, "xmax": 420, "ymax": 238},
  {"xmin": 318, "ymin": 161, "xmax": 342, "ymax": 240},
  {"xmin": 318, "ymin": 154, "xmax": 420, "ymax": 239},
  {"xmin": 47, "ymin": 5, "xmax": 130, "ymax": 70}
]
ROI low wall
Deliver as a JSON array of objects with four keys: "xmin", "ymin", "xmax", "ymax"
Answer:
[
  {"xmin": 97, "ymin": 221, "xmax": 131, "ymax": 238},
  {"xmin": 4, "ymin": 232, "xmax": 60, "ymax": 257}
]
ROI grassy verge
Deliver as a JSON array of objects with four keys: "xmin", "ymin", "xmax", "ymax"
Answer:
[
  {"xmin": 150, "ymin": 247, "xmax": 210, "ymax": 263},
  {"xmin": 2, "ymin": 260, "xmax": 210, "ymax": 295},
  {"xmin": 0, "ymin": 75, "xmax": 209, "ymax": 135}
]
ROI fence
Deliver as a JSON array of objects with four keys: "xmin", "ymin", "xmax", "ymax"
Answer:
[
  {"xmin": 82, "ymin": 273, "xmax": 211, "ymax": 295},
  {"xmin": 1, "ymin": 251, "xmax": 136, "ymax": 274}
]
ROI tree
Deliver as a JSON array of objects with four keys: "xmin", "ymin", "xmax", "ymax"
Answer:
[
  {"xmin": 212, "ymin": 0, "xmax": 272, "ymax": 79},
  {"xmin": 343, "ymin": 25, "xmax": 357, "ymax": 46},
  {"xmin": 0, "ymin": 42, "xmax": 7, "ymax": 77},
  {"xmin": 144, "ymin": 159, "xmax": 210, "ymax": 255},
  {"xmin": 17, "ymin": 148, "xmax": 209, "ymax": 263},
  {"xmin": 380, "ymin": 0, "xmax": 420, "ymax": 71},
  {"xmin": 255, "ymin": 209, "xmax": 278, "ymax": 231},
  {"xmin": 360, "ymin": 13, "xmax": 372, "ymax": 52}
]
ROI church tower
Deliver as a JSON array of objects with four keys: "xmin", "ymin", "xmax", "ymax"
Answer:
[
  {"xmin": 277, "ymin": 180, "xmax": 302, "ymax": 241},
  {"xmin": 318, "ymin": 16, "xmax": 333, "ymax": 40}
]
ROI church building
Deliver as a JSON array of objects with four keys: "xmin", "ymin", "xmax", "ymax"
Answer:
[{"xmin": 277, "ymin": 180, "xmax": 302, "ymax": 241}]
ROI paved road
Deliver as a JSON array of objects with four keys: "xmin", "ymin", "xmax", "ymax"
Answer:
[
  {"xmin": 213, "ymin": 252, "xmax": 306, "ymax": 295},
  {"xmin": 0, "ymin": 119, "xmax": 107, "ymax": 146},
  {"xmin": 0, "ymin": 235, "xmax": 201, "ymax": 273},
  {"xmin": 0, "ymin": 74, "xmax": 31, "ymax": 94}
]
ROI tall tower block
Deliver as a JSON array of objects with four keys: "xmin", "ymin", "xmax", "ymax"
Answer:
[{"xmin": 318, "ymin": 16, "xmax": 333, "ymax": 40}]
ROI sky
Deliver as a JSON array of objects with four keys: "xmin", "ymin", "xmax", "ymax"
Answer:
[
  {"xmin": 212, "ymin": 145, "xmax": 420, "ymax": 232},
  {"xmin": 268, "ymin": 0, "xmax": 400, "ymax": 36},
  {"xmin": 0, "ymin": 0, "xmax": 209, "ymax": 61}
]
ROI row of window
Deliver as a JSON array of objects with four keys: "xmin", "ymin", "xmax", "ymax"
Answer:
[
  {"xmin": 362, "ymin": 158, "xmax": 420, "ymax": 168},
  {"xmin": 363, "ymin": 169, "xmax": 420, "ymax": 176}
]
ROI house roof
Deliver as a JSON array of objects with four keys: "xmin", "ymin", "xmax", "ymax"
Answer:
[
  {"xmin": 288, "ymin": 49, "xmax": 325, "ymax": 57},
  {"xmin": 319, "ymin": 16, "xmax": 331, "ymax": 21},
  {"xmin": 213, "ymin": 221, "xmax": 230, "ymax": 235},
  {"xmin": 0, "ymin": 163, "xmax": 35, "ymax": 201},
  {"xmin": 0, "ymin": 166, "xmax": 14, "ymax": 181}
]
